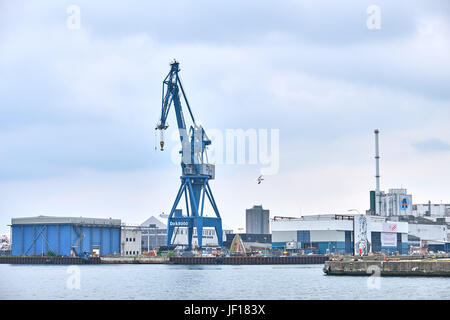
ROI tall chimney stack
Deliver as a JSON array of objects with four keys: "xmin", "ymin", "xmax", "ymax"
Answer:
[{"xmin": 374, "ymin": 129, "xmax": 381, "ymax": 215}]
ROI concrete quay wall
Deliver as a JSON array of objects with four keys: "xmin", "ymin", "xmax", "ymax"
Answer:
[{"xmin": 324, "ymin": 259, "xmax": 450, "ymax": 276}]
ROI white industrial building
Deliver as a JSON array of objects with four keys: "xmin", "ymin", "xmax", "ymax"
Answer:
[
  {"xmin": 412, "ymin": 203, "xmax": 450, "ymax": 217},
  {"xmin": 409, "ymin": 222, "xmax": 449, "ymax": 253},
  {"xmin": 376, "ymin": 189, "xmax": 413, "ymax": 217},
  {"xmin": 271, "ymin": 214, "xmax": 408, "ymax": 255},
  {"xmin": 372, "ymin": 188, "xmax": 450, "ymax": 219},
  {"xmin": 391, "ymin": 215, "xmax": 448, "ymax": 243},
  {"xmin": 121, "ymin": 226, "xmax": 142, "ymax": 256},
  {"xmin": 140, "ymin": 215, "xmax": 232, "ymax": 248},
  {"xmin": 141, "ymin": 216, "xmax": 167, "ymax": 250},
  {"xmin": 378, "ymin": 214, "xmax": 450, "ymax": 252},
  {"xmin": 408, "ymin": 223, "xmax": 447, "ymax": 243}
]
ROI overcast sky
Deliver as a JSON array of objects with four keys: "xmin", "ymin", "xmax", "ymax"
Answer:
[{"xmin": 1, "ymin": 1, "xmax": 449, "ymax": 235}]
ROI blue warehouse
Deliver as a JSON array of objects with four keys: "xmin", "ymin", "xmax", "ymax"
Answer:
[{"xmin": 11, "ymin": 216, "xmax": 121, "ymax": 257}]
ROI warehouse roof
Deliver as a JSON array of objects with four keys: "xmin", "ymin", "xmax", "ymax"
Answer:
[
  {"xmin": 141, "ymin": 216, "xmax": 167, "ymax": 229},
  {"xmin": 11, "ymin": 215, "xmax": 121, "ymax": 226}
]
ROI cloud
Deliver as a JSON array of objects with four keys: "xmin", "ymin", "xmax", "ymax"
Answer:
[
  {"xmin": 412, "ymin": 138, "xmax": 450, "ymax": 152},
  {"xmin": 16, "ymin": 0, "xmax": 443, "ymax": 47},
  {"xmin": 0, "ymin": 1, "xmax": 450, "ymax": 235}
]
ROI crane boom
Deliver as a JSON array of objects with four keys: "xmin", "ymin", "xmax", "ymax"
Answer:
[{"xmin": 156, "ymin": 61, "xmax": 212, "ymax": 168}]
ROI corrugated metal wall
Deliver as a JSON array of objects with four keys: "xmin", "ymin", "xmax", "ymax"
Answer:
[
  {"xmin": 273, "ymin": 230, "xmax": 352, "ymax": 254},
  {"xmin": 297, "ymin": 230, "xmax": 310, "ymax": 244},
  {"xmin": 371, "ymin": 231, "xmax": 406, "ymax": 254},
  {"xmin": 12, "ymin": 224, "xmax": 121, "ymax": 256}
]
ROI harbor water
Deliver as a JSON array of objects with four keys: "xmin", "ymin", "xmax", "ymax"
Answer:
[{"xmin": 1, "ymin": 264, "xmax": 449, "ymax": 300}]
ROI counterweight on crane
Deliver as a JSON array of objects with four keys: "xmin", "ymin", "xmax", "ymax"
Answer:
[{"xmin": 156, "ymin": 60, "xmax": 223, "ymax": 249}]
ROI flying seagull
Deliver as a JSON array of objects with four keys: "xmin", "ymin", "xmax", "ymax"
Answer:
[{"xmin": 257, "ymin": 175, "xmax": 264, "ymax": 184}]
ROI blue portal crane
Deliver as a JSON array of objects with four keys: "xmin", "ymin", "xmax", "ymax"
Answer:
[{"xmin": 156, "ymin": 60, "xmax": 223, "ymax": 249}]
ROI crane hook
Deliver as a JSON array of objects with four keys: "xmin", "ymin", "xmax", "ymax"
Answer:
[{"xmin": 159, "ymin": 130, "xmax": 165, "ymax": 151}]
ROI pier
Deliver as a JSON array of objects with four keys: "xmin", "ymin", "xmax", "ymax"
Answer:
[{"xmin": 324, "ymin": 258, "xmax": 450, "ymax": 276}]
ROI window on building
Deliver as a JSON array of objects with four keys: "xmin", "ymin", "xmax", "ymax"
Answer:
[{"xmin": 133, "ymin": 238, "xmax": 136, "ymax": 242}]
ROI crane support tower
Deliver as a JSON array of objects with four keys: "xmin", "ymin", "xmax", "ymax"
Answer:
[{"xmin": 156, "ymin": 60, "xmax": 223, "ymax": 249}]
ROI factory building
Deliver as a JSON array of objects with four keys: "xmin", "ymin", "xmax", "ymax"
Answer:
[
  {"xmin": 389, "ymin": 215, "xmax": 449, "ymax": 253},
  {"xmin": 141, "ymin": 216, "xmax": 167, "ymax": 250},
  {"xmin": 412, "ymin": 202, "xmax": 450, "ymax": 217},
  {"xmin": 397, "ymin": 218, "xmax": 447, "ymax": 243},
  {"xmin": 121, "ymin": 226, "xmax": 142, "ymax": 256},
  {"xmin": 246, "ymin": 205, "xmax": 270, "ymax": 234},
  {"xmin": 408, "ymin": 223, "xmax": 448, "ymax": 252},
  {"xmin": 369, "ymin": 189, "xmax": 413, "ymax": 217},
  {"xmin": 370, "ymin": 130, "xmax": 413, "ymax": 218},
  {"xmin": 11, "ymin": 216, "xmax": 121, "ymax": 257},
  {"xmin": 369, "ymin": 130, "xmax": 449, "ymax": 220},
  {"xmin": 271, "ymin": 214, "xmax": 408, "ymax": 255},
  {"xmin": 370, "ymin": 189, "xmax": 450, "ymax": 220},
  {"xmin": 271, "ymin": 215, "xmax": 355, "ymax": 254},
  {"xmin": 141, "ymin": 215, "xmax": 232, "ymax": 248}
]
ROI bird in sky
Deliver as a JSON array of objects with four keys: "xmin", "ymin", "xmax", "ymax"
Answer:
[{"xmin": 257, "ymin": 175, "xmax": 264, "ymax": 184}]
